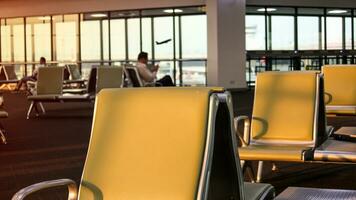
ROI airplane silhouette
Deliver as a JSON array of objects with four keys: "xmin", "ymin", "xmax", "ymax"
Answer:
[{"xmin": 155, "ymin": 39, "xmax": 172, "ymax": 45}]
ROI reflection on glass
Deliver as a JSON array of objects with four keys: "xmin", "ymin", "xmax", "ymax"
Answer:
[
  {"xmin": 154, "ymin": 17, "xmax": 173, "ymax": 59},
  {"xmin": 81, "ymin": 20, "xmax": 100, "ymax": 60},
  {"xmin": 181, "ymin": 15, "xmax": 207, "ymax": 58},
  {"xmin": 156, "ymin": 61, "xmax": 173, "ymax": 80},
  {"xmin": 182, "ymin": 61, "xmax": 206, "ymax": 85},
  {"xmin": 298, "ymin": 16, "xmax": 319, "ymax": 50},
  {"xmin": 326, "ymin": 17, "xmax": 342, "ymax": 49},
  {"xmin": 271, "ymin": 16, "xmax": 294, "ymax": 50},
  {"xmin": 110, "ymin": 19, "xmax": 126, "ymax": 60},
  {"xmin": 246, "ymin": 15, "xmax": 266, "ymax": 50},
  {"xmin": 127, "ymin": 18, "xmax": 140, "ymax": 60}
]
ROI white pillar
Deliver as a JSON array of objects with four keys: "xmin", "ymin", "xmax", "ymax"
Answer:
[{"xmin": 206, "ymin": 0, "xmax": 246, "ymax": 89}]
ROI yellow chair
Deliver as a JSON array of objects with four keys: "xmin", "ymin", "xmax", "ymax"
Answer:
[
  {"xmin": 322, "ymin": 65, "xmax": 356, "ymax": 115},
  {"xmin": 237, "ymin": 71, "xmax": 330, "ymax": 182},
  {"xmin": 13, "ymin": 87, "xmax": 275, "ymax": 200}
]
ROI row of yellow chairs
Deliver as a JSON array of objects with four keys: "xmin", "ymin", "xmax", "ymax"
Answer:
[{"xmin": 12, "ymin": 71, "xmax": 356, "ymax": 199}]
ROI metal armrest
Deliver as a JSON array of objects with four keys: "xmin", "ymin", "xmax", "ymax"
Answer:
[
  {"xmin": 234, "ymin": 116, "xmax": 251, "ymax": 147},
  {"xmin": 12, "ymin": 179, "xmax": 77, "ymax": 200}
]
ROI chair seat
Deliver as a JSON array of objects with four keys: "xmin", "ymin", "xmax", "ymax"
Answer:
[
  {"xmin": 0, "ymin": 79, "xmax": 18, "ymax": 84},
  {"xmin": 28, "ymin": 95, "xmax": 58, "ymax": 101},
  {"xmin": 314, "ymin": 139, "xmax": 356, "ymax": 162},
  {"xmin": 63, "ymin": 79, "xmax": 86, "ymax": 84},
  {"xmin": 0, "ymin": 110, "xmax": 8, "ymax": 118},
  {"xmin": 275, "ymin": 187, "xmax": 356, "ymax": 200},
  {"xmin": 58, "ymin": 94, "xmax": 92, "ymax": 101},
  {"xmin": 244, "ymin": 182, "xmax": 274, "ymax": 200},
  {"xmin": 63, "ymin": 88, "xmax": 87, "ymax": 94},
  {"xmin": 326, "ymin": 105, "xmax": 356, "ymax": 115},
  {"xmin": 239, "ymin": 145, "xmax": 312, "ymax": 162}
]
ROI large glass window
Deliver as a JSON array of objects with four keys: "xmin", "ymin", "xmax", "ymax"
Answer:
[
  {"xmin": 1, "ymin": 19, "xmax": 12, "ymax": 62},
  {"xmin": 298, "ymin": 16, "xmax": 320, "ymax": 50},
  {"xmin": 181, "ymin": 15, "xmax": 207, "ymax": 58},
  {"xmin": 53, "ymin": 14, "xmax": 78, "ymax": 61},
  {"xmin": 154, "ymin": 17, "xmax": 174, "ymax": 59},
  {"xmin": 246, "ymin": 15, "xmax": 266, "ymax": 50},
  {"xmin": 345, "ymin": 17, "xmax": 352, "ymax": 49},
  {"xmin": 127, "ymin": 18, "xmax": 140, "ymax": 60},
  {"xmin": 326, "ymin": 17, "xmax": 342, "ymax": 49},
  {"xmin": 110, "ymin": 19, "xmax": 126, "ymax": 60},
  {"xmin": 141, "ymin": 18, "xmax": 152, "ymax": 56},
  {"xmin": 26, "ymin": 16, "xmax": 52, "ymax": 62},
  {"xmin": 80, "ymin": 15, "xmax": 101, "ymax": 60},
  {"xmin": 271, "ymin": 16, "xmax": 294, "ymax": 50}
]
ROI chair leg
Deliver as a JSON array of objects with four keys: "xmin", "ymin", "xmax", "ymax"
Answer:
[
  {"xmin": 39, "ymin": 102, "xmax": 45, "ymax": 114},
  {"xmin": 0, "ymin": 129, "xmax": 6, "ymax": 144},
  {"xmin": 27, "ymin": 101, "xmax": 35, "ymax": 119},
  {"xmin": 241, "ymin": 160, "xmax": 256, "ymax": 183},
  {"xmin": 256, "ymin": 161, "xmax": 264, "ymax": 183}
]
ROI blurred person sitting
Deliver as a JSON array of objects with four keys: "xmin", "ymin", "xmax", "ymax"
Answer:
[
  {"xmin": 136, "ymin": 52, "xmax": 174, "ymax": 87},
  {"xmin": 15, "ymin": 57, "xmax": 47, "ymax": 91}
]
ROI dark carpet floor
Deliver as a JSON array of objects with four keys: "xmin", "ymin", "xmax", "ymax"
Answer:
[{"xmin": 0, "ymin": 90, "xmax": 354, "ymax": 199}]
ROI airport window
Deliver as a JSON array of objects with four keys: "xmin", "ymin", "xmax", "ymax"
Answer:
[
  {"xmin": 109, "ymin": 18, "xmax": 126, "ymax": 60},
  {"xmin": 326, "ymin": 17, "xmax": 343, "ymax": 49},
  {"xmin": 181, "ymin": 15, "xmax": 207, "ymax": 58},
  {"xmin": 1, "ymin": 19, "xmax": 13, "ymax": 62},
  {"xmin": 271, "ymin": 16, "xmax": 294, "ymax": 50},
  {"xmin": 53, "ymin": 14, "xmax": 78, "ymax": 61},
  {"xmin": 127, "ymin": 18, "xmax": 141, "ymax": 60},
  {"xmin": 298, "ymin": 16, "xmax": 320, "ymax": 50},
  {"xmin": 246, "ymin": 15, "xmax": 266, "ymax": 50},
  {"xmin": 26, "ymin": 16, "xmax": 52, "ymax": 62}
]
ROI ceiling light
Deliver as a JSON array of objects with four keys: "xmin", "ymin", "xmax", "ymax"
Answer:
[
  {"xmin": 91, "ymin": 13, "xmax": 107, "ymax": 18},
  {"xmin": 163, "ymin": 9, "xmax": 183, "ymax": 14},
  {"xmin": 328, "ymin": 10, "xmax": 347, "ymax": 14},
  {"xmin": 257, "ymin": 8, "xmax": 277, "ymax": 12},
  {"xmin": 37, "ymin": 16, "xmax": 51, "ymax": 21}
]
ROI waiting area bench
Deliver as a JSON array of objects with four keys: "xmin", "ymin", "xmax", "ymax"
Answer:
[
  {"xmin": 27, "ymin": 66, "xmax": 123, "ymax": 119},
  {"xmin": 323, "ymin": 65, "xmax": 356, "ymax": 115},
  {"xmin": 237, "ymin": 71, "xmax": 356, "ymax": 183},
  {"xmin": 13, "ymin": 88, "xmax": 356, "ymax": 200}
]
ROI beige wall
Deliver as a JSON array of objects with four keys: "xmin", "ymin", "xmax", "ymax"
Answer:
[{"xmin": 0, "ymin": 0, "xmax": 204, "ymax": 18}]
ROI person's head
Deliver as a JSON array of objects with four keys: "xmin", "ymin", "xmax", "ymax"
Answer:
[
  {"xmin": 39, "ymin": 57, "xmax": 46, "ymax": 65},
  {"xmin": 137, "ymin": 52, "xmax": 148, "ymax": 64}
]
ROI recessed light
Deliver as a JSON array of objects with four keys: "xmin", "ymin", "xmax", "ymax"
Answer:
[
  {"xmin": 91, "ymin": 13, "xmax": 107, "ymax": 18},
  {"xmin": 257, "ymin": 8, "xmax": 277, "ymax": 12},
  {"xmin": 328, "ymin": 10, "xmax": 347, "ymax": 14},
  {"xmin": 37, "ymin": 16, "xmax": 51, "ymax": 21},
  {"xmin": 163, "ymin": 9, "xmax": 183, "ymax": 14}
]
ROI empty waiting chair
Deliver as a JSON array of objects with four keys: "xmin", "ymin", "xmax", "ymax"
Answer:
[
  {"xmin": 13, "ymin": 88, "xmax": 275, "ymax": 200},
  {"xmin": 322, "ymin": 65, "xmax": 356, "ymax": 115},
  {"xmin": 237, "ymin": 71, "xmax": 331, "ymax": 182},
  {"xmin": 64, "ymin": 64, "xmax": 87, "ymax": 86}
]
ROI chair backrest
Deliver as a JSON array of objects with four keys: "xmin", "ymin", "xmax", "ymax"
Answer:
[
  {"xmin": 322, "ymin": 65, "xmax": 356, "ymax": 106},
  {"xmin": 124, "ymin": 65, "xmax": 143, "ymax": 87},
  {"xmin": 36, "ymin": 67, "xmax": 64, "ymax": 95},
  {"xmin": 3, "ymin": 65, "xmax": 18, "ymax": 80},
  {"xmin": 0, "ymin": 66, "xmax": 6, "ymax": 81},
  {"xmin": 250, "ymin": 71, "xmax": 326, "ymax": 147},
  {"xmin": 78, "ymin": 88, "xmax": 244, "ymax": 200},
  {"xmin": 66, "ymin": 64, "xmax": 82, "ymax": 80},
  {"xmin": 96, "ymin": 67, "xmax": 123, "ymax": 93},
  {"xmin": 86, "ymin": 67, "xmax": 97, "ymax": 94}
]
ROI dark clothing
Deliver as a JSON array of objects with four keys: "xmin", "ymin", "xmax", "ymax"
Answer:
[{"xmin": 156, "ymin": 75, "xmax": 175, "ymax": 87}]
